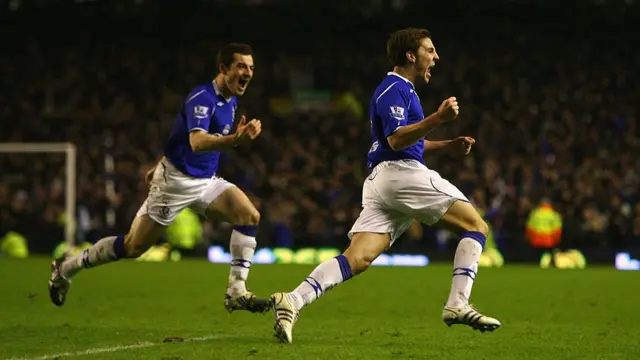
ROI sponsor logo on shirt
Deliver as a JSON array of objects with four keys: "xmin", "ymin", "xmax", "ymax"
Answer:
[
  {"xmin": 389, "ymin": 106, "xmax": 405, "ymax": 120},
  {"xmin": 194, "ymin": 105, "xmax": 209, "ymax": 119}
]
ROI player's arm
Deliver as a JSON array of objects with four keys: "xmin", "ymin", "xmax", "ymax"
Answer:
[
  {"xmin": 423, "ymin": 137, "xmax": 475, "ymax": 157},
  {"xmin": 183, "ymin": 98, "xmax": 237, "ymax": 152},
  {"xmin": 183, "ymin": 94, "xmax": 260, "ymax": 152},
  {"xmin": 190, "ymin": 131, "xmax": 240, "ymax": 152},
  {"xmin": 423, "ymin": 140, "xmax": 452, "ymax": 153},
  {"xmin": 387, "ymin": 113, "xmax": 442, "ymax": 151},
  {"xmin": 145, "ymin": 158, "xmax": 162, "ymax": 185},
  {"xmin": 374, "ymin": 87, "xmax": 418, "ymax": 151},
  {"xmin": 386, "ymin": 97, "xmax": 460, "ymax": 151},
  {"xmin": 190, "ymin": 116, "xmax": 261, "ymax": 152}
]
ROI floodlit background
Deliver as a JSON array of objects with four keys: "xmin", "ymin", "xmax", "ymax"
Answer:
[
  {"xmin": 1, "ymin": 0, "xmax": 639, "ymax": 263},
  {"xmin": 2, "ymin": 2, "xmax": 640, "ymax": 360}
]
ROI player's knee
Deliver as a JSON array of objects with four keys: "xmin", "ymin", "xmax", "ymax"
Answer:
[
  {"xmin": 464, "ymin": 217, "xmax": 489, "ymax": 237},
  {"xmin": 234, "ymin": 207, "xmax": 260, "ymax": 225},
  {"xmin": 344, "ymin": 232, "xmax": 389, "ymax": 275},
  {"xmin": 344, "ymin": 252, "xmax": 375, "ymax": 275},
  {"xmin": 123, "ymin": 233, "xmax": 151, "ymax": 258},
  {"xmin": 247, "ymin": 208, "xmax": 260, "ymax": 225},
  {"xmin": 478, "ymin": 220, "xmax": 490, "ymax": 237}
]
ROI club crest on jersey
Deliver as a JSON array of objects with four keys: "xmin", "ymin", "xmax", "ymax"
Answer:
[
  {"xmin": 194, "ymin": 105, "xmax": 209, "ymax": 119},
  {"xmin": 158, "ymin": 206, "xmax": 170, "ymax": 220},
  {"xmin": 389, "ymin": 106, "xmax": 405, "ymax": 120}
]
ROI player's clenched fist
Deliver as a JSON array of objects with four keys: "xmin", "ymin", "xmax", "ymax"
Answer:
[
  {"xmin": 235, "ymin": 115, "xmax": 262, "ymax": 143},
  {"xmin": 437, "ymin": 97, "xmax": 459, "ymax": 123}
]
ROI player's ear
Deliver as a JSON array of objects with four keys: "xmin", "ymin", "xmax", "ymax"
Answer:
[
  {"xmin": 406, "ymin": 51, "xmax": 416, "ymax": 65},
  {"xmin": 218, "ymin": 62, "xmax": 228, "ymax": 75}
]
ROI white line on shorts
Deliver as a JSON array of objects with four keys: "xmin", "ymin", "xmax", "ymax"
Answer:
[{"xmin": 5, "ymin": 334, "xmax": 224, "ymax": 360}]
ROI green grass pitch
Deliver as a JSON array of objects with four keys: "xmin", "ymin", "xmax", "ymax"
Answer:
[{"xmin": 1, "ymin": 258, "xmax": 639, "ymax": 359}]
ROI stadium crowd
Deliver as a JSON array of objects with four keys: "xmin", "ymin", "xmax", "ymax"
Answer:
[{"xmin": 1, "ymin": 0, "xmax": 639, "ymax": 255}]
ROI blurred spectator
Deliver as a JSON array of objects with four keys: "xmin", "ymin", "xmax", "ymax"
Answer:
[
  {"xmin": 526, "ymin": 198, "xmax": 562, "ymax": 265},
  {"xmin": 0, "ymin": 0, "xmax": 639, "ymax": 254}
]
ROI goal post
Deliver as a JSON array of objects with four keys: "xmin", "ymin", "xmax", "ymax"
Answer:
[{"xmin": 0, "ymin": 142, "xmax": 77, "ymax": 255}]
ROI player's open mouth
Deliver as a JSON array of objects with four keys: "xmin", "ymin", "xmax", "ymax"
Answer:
[
  {"xmin": 238, "ymin": 79, "xmax": 249, "ymax": 90},
  {"xmin": 425, "ymin": 65, "xmax": 434, "ymax": 78}
]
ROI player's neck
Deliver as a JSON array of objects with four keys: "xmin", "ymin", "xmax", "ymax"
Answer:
[
  {"xmin": 391, "ymin": 66, "xmax": 416, "ymax": 86},
  {"xmin": 213, "ymin": 76, "xmax": 233, "ymax": 100}
]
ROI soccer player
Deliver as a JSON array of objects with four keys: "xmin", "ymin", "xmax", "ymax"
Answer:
[
  {"xmin": 270, "ymin": 29, "xmax": 501, "ymax": 343},
  {"xmin": 49, "ymin": 43, "xmax": 271, "ymax": 314}
]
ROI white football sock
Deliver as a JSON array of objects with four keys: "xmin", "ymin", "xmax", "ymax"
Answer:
[
  {"xmin": 288, "ymin": 254, "xmax": 353, "ymax": 310},
  {"xmin": 227, "ymin": 228, "xmax": 257, "ymax": 297},
  {"xmin": 60, "ymin": 236, "xmax": 122, "ymax": 279},
  {"xmin": 446, "ymin": 237, "xmax": 484, "ymax": 308}
]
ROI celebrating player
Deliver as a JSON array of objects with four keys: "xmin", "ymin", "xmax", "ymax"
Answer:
[
  {"xmin": 49, "ymin": 43, "xmax": 270, "ymax": 314},
  {"xmin": 270, "ymin": 28, "xmax": 501, "ymax": 343}
]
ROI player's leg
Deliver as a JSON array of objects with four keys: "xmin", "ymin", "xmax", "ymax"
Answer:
[
  {"xmin": 278, "ymin": 231, "xmax": 390, "ymax": 311},
  {"xmin": 199, "ymin": 182, "xmax": 267, "ymax": 313},
  {"xmin": 436, "ymin": 200, "xmax": 489, "ymax": 308},
  {"xmin": 49, "ymin": 214, "xmax": 167, "ymax": 306},
  {"xmin": 270, "ymin": 230, "xmax": 391, "ymax": 343},
  {"xmin": 381, "ymin": 162, "xmax": 499, "ymax": 331},
  {"xmin": 270, "ymin": 168, "xmax": 411, "ymax": 343},
  {"xmin": 49, "ymin": 159, "xmax": 185, "ymax": 307},
  {"xmin": 285, "ymin": 227, "xmax": 392, "ymax": 311},
  {"xmin": 433, "ymin": 199, "xmax": 501, "ymax": 331}
]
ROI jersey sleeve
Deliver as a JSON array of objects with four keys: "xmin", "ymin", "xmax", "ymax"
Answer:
[
  {"xmin": 375, "ymin": 86, "xmax": 409, "ymax": 137},
  {"xmin": 185, "ymin": 90, "xmax": 215, "ymax": 133}
]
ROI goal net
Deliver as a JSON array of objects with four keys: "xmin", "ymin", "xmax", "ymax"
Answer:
[{"xmin": 0, "ymin": 143, "xmax": 76, "ymax": 256}]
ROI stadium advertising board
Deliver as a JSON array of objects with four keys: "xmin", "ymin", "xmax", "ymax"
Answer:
[
  {"xmin": 615, "ymin": 252, "xmax": 640, "ymax": 270},
  {"xmin": 207, "ymin": 246, "xmax": 429, "ymax": 267}
]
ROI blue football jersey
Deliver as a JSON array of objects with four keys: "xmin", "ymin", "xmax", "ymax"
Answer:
[
  {"xmin": 164, "ymin": 81, "xmax": 237, "ymax": 178},
  {"xmin": 367, "ymin": 73, "xmax": 426, "ymax": 170}
]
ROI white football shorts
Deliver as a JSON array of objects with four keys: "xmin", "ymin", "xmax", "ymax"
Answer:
[
  {"xmin": 136, "ymin": 158, "xmax": 234, "ymax": 226},
  {"xmin": 348, "ymin": 159, "xmax": 469, "ymax": 244}
]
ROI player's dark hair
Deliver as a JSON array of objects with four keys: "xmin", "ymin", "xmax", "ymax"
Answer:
[
  {"xmin": 216, "ymin": 43, "xmax": 253, "ymax": 71},
  {"xmin": 386, "ymin": 28, "xmax": 431, "ymax": 67}
]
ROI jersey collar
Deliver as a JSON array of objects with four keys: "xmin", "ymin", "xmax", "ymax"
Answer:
[
  {"xmin": 212, "ymin": 79, "xmax": 232, "ymax": 103},
  {"xmin": 387, "ymin": 72, "xmax": 415, "ymax": 89}
]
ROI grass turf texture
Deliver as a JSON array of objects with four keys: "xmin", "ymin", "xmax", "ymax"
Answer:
[{"xmin": 1, "ymin": 258, "xmax": 639, "ymax": 360}]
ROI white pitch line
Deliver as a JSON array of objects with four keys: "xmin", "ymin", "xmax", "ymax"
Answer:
[{"xmin": 5, "ymin": 335, "xmax": 223, "ymax": 360}]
